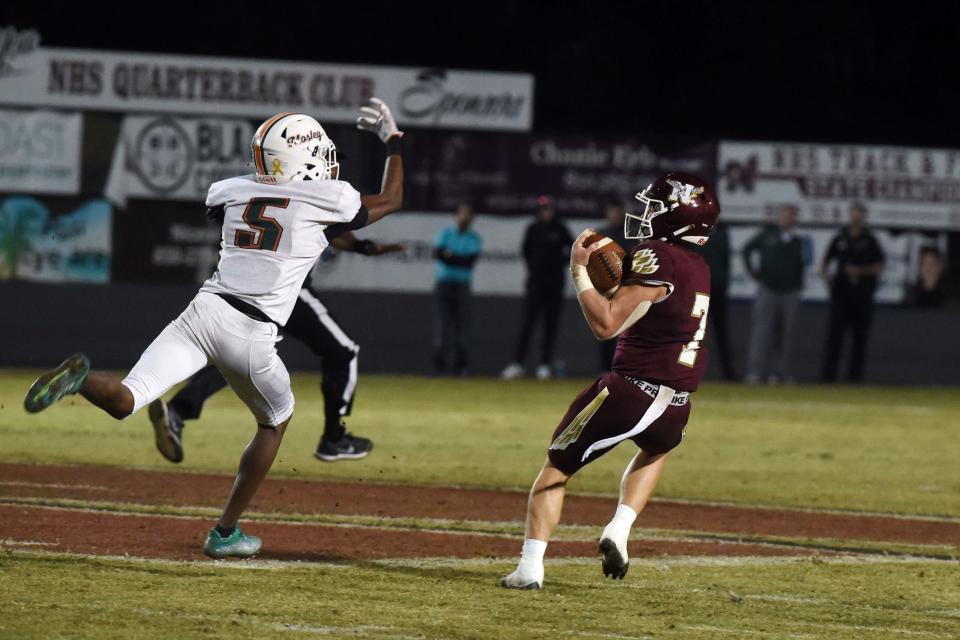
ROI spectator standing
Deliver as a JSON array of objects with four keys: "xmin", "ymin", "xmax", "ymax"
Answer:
[
  {"xmin": 597, "ymin": 201, "xmax": 627, "ymax": 370},
  {"xmin": 742, "ymin": 205, "xmax": 806, "ymax": 383},
  {"xmin": 433, "ymin": 203, "xmax": 482, "ymax": 375},
  {"xmin": 695, "ymin": 219, "xmax": 738, "ymax": 380},
  {"xmin": 912, "ymin": 246, "xmax": 945, "ymax": 308},
  {"xmin": 820, "ymin": 202, "xmax": 885, "ymax": 382},
  {"xmin": 501, "ymin": 196, "xmax": 574, "ymax": 380}
]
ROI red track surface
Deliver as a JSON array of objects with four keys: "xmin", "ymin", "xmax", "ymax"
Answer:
[{"xmin": 1, "ymin": 463, "xmax": 955, "ymax": 561}]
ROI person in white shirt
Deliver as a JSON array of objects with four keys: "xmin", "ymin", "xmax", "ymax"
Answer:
[{"xmin": 23, "ymin": 99, "xmax": 404, "ymax": 559}]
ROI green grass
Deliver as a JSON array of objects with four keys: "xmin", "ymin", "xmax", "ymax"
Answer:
[
  {"xmin": 1, "ymin": 372, "xmax": 957, "ymax": 516},
  {"xmin": 1, "ymin": 551, "xmax": 957, "ymax": 640}
]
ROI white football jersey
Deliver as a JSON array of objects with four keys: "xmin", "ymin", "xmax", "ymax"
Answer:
[{"xmin": 200, "ymin": 175, "xmax": 361, "ymax": 324}]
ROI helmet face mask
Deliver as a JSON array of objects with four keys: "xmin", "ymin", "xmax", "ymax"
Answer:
[
  {"xmin": 252, "ymin": 113, "xmax": 339, "ymax": 184},
  {"xmin": 624, "ymin": 187, "xmax": 668, "ymax": 240}
]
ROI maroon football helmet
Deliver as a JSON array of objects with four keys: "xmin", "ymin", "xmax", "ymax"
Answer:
[{"xmin": 624, "ymin": 172, "xmax": 720, "ymax": 245}]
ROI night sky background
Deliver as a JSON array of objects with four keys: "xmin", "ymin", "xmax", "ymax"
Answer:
[{"xmin": 4, "ymin": 0, "xmax": 959, "ymax": 147}]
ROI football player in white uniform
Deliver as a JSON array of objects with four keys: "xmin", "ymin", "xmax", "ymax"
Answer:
[{"xmin": 23, "ymin": 98, "xmax": 405, "ymax": 559}]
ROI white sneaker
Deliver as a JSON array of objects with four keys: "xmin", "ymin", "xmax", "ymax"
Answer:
[
  {"xmin": 499, "ymin": 566, "xmax": 543, "ymax": 590},
  {"xmin": 535, "ymin": 364, "xmax": 552, "ymax": 381},
  {"xmin": 500, "ymin": 363, "xmax": 525, "ymax": 380},
  {"xmin": 598, "ymin": 523, "xmax": 629, "ymax": 580}
]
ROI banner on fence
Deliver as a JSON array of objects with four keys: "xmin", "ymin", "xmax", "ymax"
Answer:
[
  {"xmin": 0, "ymin": 196, "xmax": 111, "ymax": 283},
  {"xmin": 0, "ymin": 109, "xmax": 82, "ymax": 194},
  {"xmin": 719, "ymin": 140, "xmax": 960, "ymax": 230}
]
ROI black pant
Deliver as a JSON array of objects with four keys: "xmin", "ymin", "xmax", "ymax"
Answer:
[
  {"xmin": 433, "ymin": 281, "xmax": 472, "ymax": 374},
  {"xmin": 820, "ymin": 291, "xmax": 875, "ymax": 382},
  {"xmin": 514, "ymin": 282, "xmax": 564, "ymax": 366},
  {"xmin": 708, "ymin": 287, "xmax": 738, "ymax": 380},
  {"xmin": 169, "ymin": 288, "xmax": 359, "ymax": 443}
]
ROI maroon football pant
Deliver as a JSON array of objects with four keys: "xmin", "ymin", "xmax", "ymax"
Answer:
[{"xmin": 547, "ymin": 372, "xmax": 692, "ymax": 476}]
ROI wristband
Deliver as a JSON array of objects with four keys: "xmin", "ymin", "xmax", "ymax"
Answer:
[
  {"xmin": 385, "ymin": 135, "xmax": 403, "ymax": 156},
  {"xmin": 570, "ymin": 264, "xmax": 594, "ymax": 295}
]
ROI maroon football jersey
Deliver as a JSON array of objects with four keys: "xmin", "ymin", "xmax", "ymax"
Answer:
[{"xmin": 611, "ymin": 240, "xmax": 712, "ymax": 391}]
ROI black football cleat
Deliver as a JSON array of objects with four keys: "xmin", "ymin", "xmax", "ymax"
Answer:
[
  {"xmin": 599, "ymin": 537, "xmax": 629, "ymax": 580},
  {"xmin": 314, "ymin": 432, "xmax": 373, "ymax": 462},
  {"xmin": 149, "ymin": 399, "xmax": 184, "ymax": 463}
]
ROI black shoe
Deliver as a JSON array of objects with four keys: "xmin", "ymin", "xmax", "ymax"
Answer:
[
  {"xmin": 148, "ymin": 399, "xmax": 184, "ymax": 463},
  {"xmin": 314, "ymin": 432, "xmax": 373, "ymax": 462}
]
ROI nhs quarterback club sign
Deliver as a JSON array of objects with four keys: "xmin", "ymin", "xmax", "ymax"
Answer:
[{"xmin": 0, "ymin": 34, "xmax": 534, "ymax": 131}]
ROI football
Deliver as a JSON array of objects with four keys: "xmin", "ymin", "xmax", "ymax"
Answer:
[{"xmin": 583, "ymin": 232, "xmax": 626, "ymax": 297}]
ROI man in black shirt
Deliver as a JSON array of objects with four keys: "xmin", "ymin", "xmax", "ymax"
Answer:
[
  {"xmin": 501, "ymin": 196, "xmax": 574, "ymax": 380},
  {"xmin": 820, "ymin": 202, "xmax": 885, "ymax": 382}
]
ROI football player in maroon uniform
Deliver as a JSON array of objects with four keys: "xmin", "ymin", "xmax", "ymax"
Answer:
[{"xmin": 500, "ymin": 173, "xmax": 720, "ymax": 590}]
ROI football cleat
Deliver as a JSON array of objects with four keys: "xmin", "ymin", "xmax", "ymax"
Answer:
[
  {"xmin": 535, "ymin": 364, "xmax": 552, "ymax": 381},
  {"xmin": 203, "ymin": 526, "xmax": 262, "ymax": 559},
  {"xmin": 499, "ymin": 567, "xmax": 543, "ymax": 591},
  {"xmin": 148, "ymin": 399, "xmax": 184, "ymax": 464},
  {"xmin": 314, "ymin": 432, "xmax": 373, "ymax": 462},
  {"xmin": 23, "ymin": 353, "xmax": 91, "ymax": 413},
  {"xmin": 598, "ymin": 535, "xmax": 630, "ymax": 580}
]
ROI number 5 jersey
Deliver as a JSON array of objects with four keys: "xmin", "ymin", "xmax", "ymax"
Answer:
[
  {"xmin": 612, "ymin": 240, "xmax": 712, "ymax": 392},
  {"xmin": 200, "ymin": 176, "xmax": 363, "ymax": 325}
]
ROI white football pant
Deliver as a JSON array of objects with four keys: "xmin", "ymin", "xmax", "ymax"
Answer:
[{"xmin": 121, "ymin": 292, "xmax": 294, "ymax": 426}]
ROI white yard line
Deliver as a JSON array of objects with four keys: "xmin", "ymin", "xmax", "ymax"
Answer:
[
  {"xmin": 0, "ymin": 538, "xmax": 59, "ymax": 547},
  {"xmin": 0, "ymin": 480, "xmax": 109, "ymax": 491}
]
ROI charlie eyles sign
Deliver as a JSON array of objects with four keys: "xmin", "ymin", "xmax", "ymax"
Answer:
[{"xmin": 0, "ymin": 41, "xmax": 533, "ymax": 131}]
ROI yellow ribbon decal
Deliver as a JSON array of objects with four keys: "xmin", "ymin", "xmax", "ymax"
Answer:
[{"xmin": 271, "ymin": 158, "xmax": 283, "ymax": 176}]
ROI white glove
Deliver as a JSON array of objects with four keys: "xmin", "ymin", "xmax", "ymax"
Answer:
[{"xmin": 356, "ymin": 97, "xmax": 403, "ymax": 143}]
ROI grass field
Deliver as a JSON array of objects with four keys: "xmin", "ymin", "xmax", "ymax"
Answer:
[{"xmin": 1, "ymin": 372, "xmax": 959, "ymax": 639}]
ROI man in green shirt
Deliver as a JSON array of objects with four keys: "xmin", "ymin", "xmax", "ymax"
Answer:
[{"xmin": 742, "ymin": 205, "xmax": 806, "ymax": 383}]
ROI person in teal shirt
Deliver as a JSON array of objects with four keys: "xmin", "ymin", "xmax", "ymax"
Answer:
[{"xmin": 433, "ymin": 203, "xmax": 482, "ymax": 375}]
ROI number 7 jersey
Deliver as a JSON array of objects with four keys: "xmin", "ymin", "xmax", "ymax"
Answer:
[
  {"xmin": 200, "ymin": 175, "xmax": 362, "ymax": 325},
  {"xmin": 612, "ymin": 240, "xmax": 712, "ymax": 391}
]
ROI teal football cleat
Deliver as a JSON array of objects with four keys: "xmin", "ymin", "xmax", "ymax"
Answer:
[
  {"xmin": 23, "ymin": 353, "xmax": 91, "ymax": 414},
  {"xmin": 203, "ymin": 526, "xmax": 262, "ymax": 559}
]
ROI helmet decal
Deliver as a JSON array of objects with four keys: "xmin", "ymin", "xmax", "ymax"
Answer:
[{"xmin": 666, "ymin": 179, "xmax": 705, "ymax": 207}]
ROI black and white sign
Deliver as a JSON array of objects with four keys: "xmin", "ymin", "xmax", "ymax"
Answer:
[
  {"xmin": 0, "ymin": 45, "xmax": 533, "ymax": 131},
  {"xmin": 104, "ymin": 116, "xmax": 255, "ymax": 206},
  {"xmin": 719, "ymin": 141, "xmax": 960, "ymax": 230}
]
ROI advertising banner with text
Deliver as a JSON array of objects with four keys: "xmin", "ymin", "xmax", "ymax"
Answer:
[
  {"xmin": 0, "ymin": 41, "xmax": 533, "ymax": 131},
  {"xmin": 719, "ymin": 140, "xmax": 960, "ymax": 230},
  {"xmin": 104, "ymin": 116, "xmax": 255, "ymax": 207},
  {"xmin": 0, "ymin": 196, "xmax": 111, "ymax": 283},
  {"xmin": 0, "ymin": 108, "xmax": 82, "ymax": 194},
  {"xmin": 404, "ymin": 133, "xmax": 716, "ymax": 216}
]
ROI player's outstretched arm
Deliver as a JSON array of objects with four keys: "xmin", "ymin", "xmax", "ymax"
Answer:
[
  {"xmin": 328, "ymin": 229, "xmax": 403, "ymax": 256},
  {"xmin": 356, "ymin": 98, "xmax": 404, "ymax": 225},
  {"xmin": 570, "ymin": 230, "xmax": 666, "ymax": 340}
]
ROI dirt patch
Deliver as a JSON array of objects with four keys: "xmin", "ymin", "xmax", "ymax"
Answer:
[
  {"xmin": 0, "ymin": 505, "xmax": 813, "ymax": 562},
  {"xmin": 1, "ymin": 463, "xmax": 956, "ymax": 546}
]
